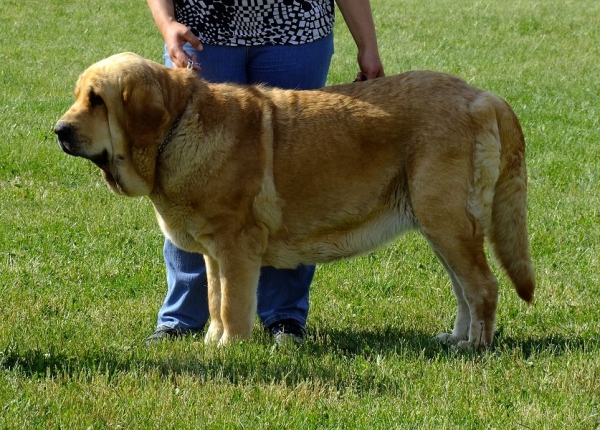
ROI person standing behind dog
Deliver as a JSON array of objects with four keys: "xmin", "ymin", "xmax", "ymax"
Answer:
[{"xmin": 145, "ymin": 0, "xmax": 385, "ymax": 345}]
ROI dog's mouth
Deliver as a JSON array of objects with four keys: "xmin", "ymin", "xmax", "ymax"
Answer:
[
  {"xmin": 58, "ymin": 140, "xmax": 74, "ymax": 155},
  {"xmin": 100, "ymin": 168, "xmax": 118, "ymax": 190},
  {"xmin": 89, "ymin": 149, "xmax": 109, "ymax": 169},
  {"xmin": 57, "ymin": 137, "xmax": 110, "ymax": 175},
  {"xmin": 90, "ymin": 150, "xmax": 119, "ymax": 192},
  {"xmin": 91, "ymin": 152, "xmax": 124, "ymax": 195}
]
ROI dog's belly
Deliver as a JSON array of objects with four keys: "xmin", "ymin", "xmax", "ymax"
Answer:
[{"xmin": 262, "ymin": 209, "xmax": 416, "ymax": 268}]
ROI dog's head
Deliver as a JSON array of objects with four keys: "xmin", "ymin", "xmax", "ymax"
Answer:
[{"xmin": 54, "ymin": 52, "xmax": 191, "ymax": 196}]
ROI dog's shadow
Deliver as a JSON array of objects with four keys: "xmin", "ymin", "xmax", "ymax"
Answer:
[
  {"xmin": 306, "ymin": 325, "xmax": 438, "ymax": 356},
  {"xmin": 159, "ymin": 330, "xmax": 597, "ymax": 392},
  {"xmin": 2, "ymin": 326, "xmax": 595, "ymax": 389},
  {"xmin": 302, "ymin": 325, "xmax": 596, "ymax": 357}
]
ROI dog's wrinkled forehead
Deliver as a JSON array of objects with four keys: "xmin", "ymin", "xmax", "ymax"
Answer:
[
  {"xmin": 91, "ymin": 52, "xmax": 147, "ymax": 75},
  {"xmin": 76, "ymin": 52, "xmax": 149, "ymax": 96}
]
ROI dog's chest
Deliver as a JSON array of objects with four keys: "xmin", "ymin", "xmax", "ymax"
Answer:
[{"xmin": 151, "ymin": 197, "xmax": 212, "ymax": 255}]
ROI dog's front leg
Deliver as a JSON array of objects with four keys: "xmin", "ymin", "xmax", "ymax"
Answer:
[
  {"xmin": 204, "ymin": 255, "xmax": 224, "ymax": 344},
  {"xmin": 217, "ymin": 252, "xmax": 262, "ymax": 346}
]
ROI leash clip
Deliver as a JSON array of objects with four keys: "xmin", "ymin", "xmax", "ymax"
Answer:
[{"xmin": 187, "ymin": 59, "xmax": 200, "ymax": 70}]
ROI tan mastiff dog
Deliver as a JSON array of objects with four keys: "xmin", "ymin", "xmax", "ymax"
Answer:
[{"xmin": 55, "ymin": 52, "xmax": 535, "ymax": 349}]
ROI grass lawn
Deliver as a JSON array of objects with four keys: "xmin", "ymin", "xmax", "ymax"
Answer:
[{"xmin": 1, "ymin": 0, "xmax": 598, "ymax": 428}]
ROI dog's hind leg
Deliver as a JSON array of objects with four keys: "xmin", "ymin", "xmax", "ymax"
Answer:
[
  {"xmin": 424, "ymin": 225, "xmax": 499, "ymax": 348},
  {"xmin": 429, "ymin": 247, "xmax": 471, "ymax": 345},
  {"xmin": 411, "ymin": 164, "xmax": 499, "ymax": 348}
]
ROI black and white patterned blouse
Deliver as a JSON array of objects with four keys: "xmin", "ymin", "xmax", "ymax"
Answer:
[{"xmin": 174, "ymin": 0, "xmax": 335, "ymax": 46}]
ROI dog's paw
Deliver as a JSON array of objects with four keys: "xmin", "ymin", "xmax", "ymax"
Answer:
[
  {"xmin": 435, "ymin": 332, "xmax": 461, "ymax": 345},
  {"xmin": 204, "ymin": 323, "xmax": 223, "ymax": 344},
  {"xmin": 456, "ymin": 339, "xmax": 491, "ymax": 350},
  {"xmin": 455, "ymin": 340, "xmax": 476, "ymax": 350},
  {"xmin": 217, "ymin": 332, "xmax": 240, "ymax": 347}
]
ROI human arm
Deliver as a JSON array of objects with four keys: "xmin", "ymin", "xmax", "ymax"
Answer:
[
  {"xmin": 146, "ymin": 0, "xmax": 203, "ymax": 69},
  {"xmin": 335, "ymin": 0, "xmax": 385, "ymax": 80}
]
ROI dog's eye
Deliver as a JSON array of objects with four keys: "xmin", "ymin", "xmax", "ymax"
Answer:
[{"xmin": 89, "ymin": 91, "xmax": 104, "ymax": 108}]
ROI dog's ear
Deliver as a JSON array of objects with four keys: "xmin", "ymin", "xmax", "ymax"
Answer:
[{"xmin": 122, "ymin": 81, "xmax": 169, "ymax": 149}]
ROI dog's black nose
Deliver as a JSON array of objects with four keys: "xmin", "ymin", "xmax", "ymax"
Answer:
[
  {"xmin": 54, "ymin": 121, "xmax": 73, "ymax": 141},
  {"xmin": 54, "ymin": 121, "xmax": 75, "ymax": 154}
]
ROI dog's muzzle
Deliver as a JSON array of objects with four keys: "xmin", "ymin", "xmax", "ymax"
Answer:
[{"xmin": 54, "ymin": 120, "xmax": 75, "ymax": 155}]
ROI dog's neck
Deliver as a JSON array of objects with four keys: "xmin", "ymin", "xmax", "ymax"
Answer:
[{"xmin": 156, "ymin": 116, "xmax": 182, "ymax": 158}]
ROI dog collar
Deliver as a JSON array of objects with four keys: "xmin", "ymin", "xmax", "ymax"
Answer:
[{"xmin": 157, "ymin": 117, "xmax": 181, "ymax": 158}]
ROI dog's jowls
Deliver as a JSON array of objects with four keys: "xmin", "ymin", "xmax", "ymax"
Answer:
[{"xmin": 55, "ymin": 52, "xmax": 535, "ymax": 349}]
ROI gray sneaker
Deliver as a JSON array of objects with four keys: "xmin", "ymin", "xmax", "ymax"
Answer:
[
  {"xmin": 268, "ymin": 319, "xmax": 306, "ymax": 346},
  {"xmin": 143, "ymin": 326, "xmax": 200, "ymax": 344}
]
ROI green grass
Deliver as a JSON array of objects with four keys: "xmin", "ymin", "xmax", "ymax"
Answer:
[{"xmin": 1, "ymin": 0, "xmax": 599, "ymax": 428}]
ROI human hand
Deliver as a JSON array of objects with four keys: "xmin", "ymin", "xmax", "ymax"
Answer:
[
  {"xmin": 164, "ymin": 21, "xmax": 203, "ymax": 70},
  {"xmin": 357, "ymin": 47, "xmax": 385, "ymax": 80}
]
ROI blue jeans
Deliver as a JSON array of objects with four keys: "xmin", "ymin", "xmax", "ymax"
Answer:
[{"xmin": 157, "ymin": 33, "xmax": 334, "ymax": 331}]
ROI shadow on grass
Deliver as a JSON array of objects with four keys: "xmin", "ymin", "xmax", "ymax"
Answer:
[
  {"xmin": 0, "ymin": 343, "xmax": 135, "ymax": 381},
  {"xmin": 2, "ymin": 326, "xmax": 596, "ymax": 389},
  {"xmin": 307, "ymin": 326, "xmax": 439, "ymax": 356},
  {"xmin": 494, "ymin": 331, "xmax": 599, "ymax": 357},
  {"xmin": 0, "ymin": 327, "xmax": 433, "ymax": 380},
  {"xmin": 306, "ymin": 325, "xmax": 599, "ymax": 360}
]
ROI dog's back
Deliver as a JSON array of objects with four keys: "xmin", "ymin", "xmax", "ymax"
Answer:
[{"xmin": 260, "ymin": 72, "xmax": 530, "ymax": 270}]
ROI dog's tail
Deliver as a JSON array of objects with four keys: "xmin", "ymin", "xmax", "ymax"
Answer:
[{"xmin": 487, "ymin": 97, "xmax": 536, "ymax": 303}]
